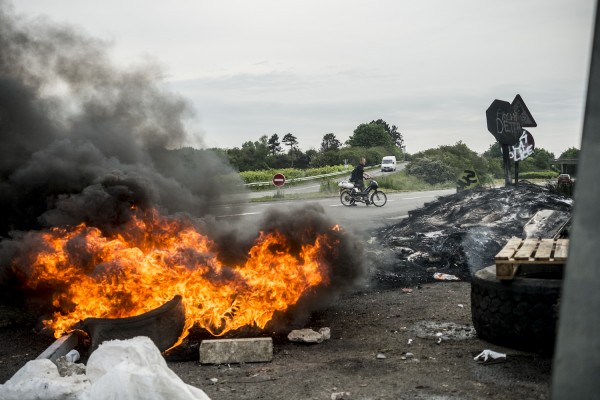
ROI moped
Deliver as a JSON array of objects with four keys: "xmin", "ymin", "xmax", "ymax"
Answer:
[{"xmin": 338, "ymin": 178, "xmax": 387, "ymax": 207}]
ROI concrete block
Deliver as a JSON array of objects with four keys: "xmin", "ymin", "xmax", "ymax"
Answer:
[{"xmin": 199, "ymin": 337, "xmax": 273, "ymax": 364}]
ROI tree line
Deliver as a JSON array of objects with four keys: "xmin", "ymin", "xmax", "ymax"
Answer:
[
  {"xmin": 405, "ymin": 142, "xmax": 579, "ymax": 186},
  {"xmin": 153, "ymin": 116, "xmax": 579, "ymax": 187},
  {"xmin": 209, "ymin": 119, "xmax": 404, "ymax": 172}
]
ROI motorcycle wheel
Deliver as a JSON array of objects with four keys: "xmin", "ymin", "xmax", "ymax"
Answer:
[
  {"xmin": 370, "ymin": 190, "xmax": 387, "ymax": 207},
  {"xmin": 340, "ymin": 190, "xmax": 354, "ymax": 206}
]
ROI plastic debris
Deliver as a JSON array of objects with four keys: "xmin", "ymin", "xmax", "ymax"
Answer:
[
  {"xmin": 331, "ymin": 391, "xmax": 351, "ymax": 400},
  {"xmin": 407, "ymin": 338, "xmax": 413, "ymax": 345},
  {"xmin": 376, "ymin": 353, "xmax": 387, "ymax": 359},
  {"xmin": 401, "ymin": 288, "xmax": 413, "ymax": 294},
  {"xmin": 65, "ymin": 349, "xmax": 80, "ymax": 363},
  {"xmin": 474, "ymin": 349, "xmax": 507, "ymax": 364},
  {"xmin": 433, "ymin": 273, "xmax": 460, "ymax": 281},
  {"xmin": 457, "ymin": 304, "xmax": 464, "ymax": 308},
  {"xmin": 0, "ymin": 336, "xmax": 211, "ymax": 400}
]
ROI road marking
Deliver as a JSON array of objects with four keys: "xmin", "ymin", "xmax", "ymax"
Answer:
[
  {"xmin": 216, "ymin": 213, "xmax": 261, "ymax": 218},
  {"xmin": 400, "ymin": 196, "xmax": 434, "ymax": 200},
  {"xmin": 386, "ymin": 215, "xmax": 409, "ymax": 220}
]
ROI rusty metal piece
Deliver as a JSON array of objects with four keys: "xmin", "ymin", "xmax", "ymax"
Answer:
[{"xmin": 75, "ymin": 295, "xmax": 185, "ymax": 353}]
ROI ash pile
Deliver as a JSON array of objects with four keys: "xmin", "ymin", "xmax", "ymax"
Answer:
[{"xmin": 368, "ymin": 182, "xmax": 573, "ymax": 288}]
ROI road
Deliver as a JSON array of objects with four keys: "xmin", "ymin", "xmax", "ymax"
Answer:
[{"xmin": 213, "ymin": 188, "xmax": 455, "ymax": 233}]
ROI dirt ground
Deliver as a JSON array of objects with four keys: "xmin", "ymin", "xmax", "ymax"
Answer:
[
  {"xmin": 167, "ymin": 282, "xmax": 552, "ymax": 400},
  {"xmin": 0, "ymin": 184, "xmax": 562, "ymax": 399},
  {"xmin": 0, "ymin": 281, "xmax": 552, "ymax": 399}
]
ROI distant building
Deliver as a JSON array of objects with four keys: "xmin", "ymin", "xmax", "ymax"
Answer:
[{"xmin": 551, "ymin": 159, "xmax": 578, "ymax": 177}]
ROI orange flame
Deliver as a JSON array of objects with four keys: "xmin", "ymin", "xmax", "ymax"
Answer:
[{"xmin": 19, "ymin": 209, "xmax": 338, "ymax": 344}]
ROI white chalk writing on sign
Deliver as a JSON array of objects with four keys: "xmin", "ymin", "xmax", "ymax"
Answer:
[{"xmin": 509, "ymin": 131, "xmax": 534, "ymax": 161}]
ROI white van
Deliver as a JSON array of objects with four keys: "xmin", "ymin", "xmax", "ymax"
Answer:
[{"xmin": 381, "ymin": 156, "xmax": 397, "ymax": 172}]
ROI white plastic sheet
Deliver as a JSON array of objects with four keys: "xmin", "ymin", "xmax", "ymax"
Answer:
[
  {"xmin": 0, "ymin": 336, "xmax": 211, "ymax": 400},
  {"xmin": 0, "ymin": 358, "xmax": 89, "ymax": 400}
]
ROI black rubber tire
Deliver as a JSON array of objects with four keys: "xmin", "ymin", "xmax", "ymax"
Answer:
[
  {"xmin": 471, "ymin": 265, "xmax": 562, "ymax": 352},
  {"xmin": 340, "ymin": 190, "xmax": 354, "ymax": 206},
  {"xmin": 370, "ymin": 190, "xmax": 387, "ymax": 207}
]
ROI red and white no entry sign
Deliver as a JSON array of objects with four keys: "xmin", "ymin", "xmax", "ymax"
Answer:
[{"xmin": 272, "ymin": 173, "xmax": 286, "ymax": 187}]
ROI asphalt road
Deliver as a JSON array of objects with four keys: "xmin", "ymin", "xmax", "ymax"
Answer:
[{"xmin": 213, "ymin": 188, "xmax": 456, "ymax": 233}]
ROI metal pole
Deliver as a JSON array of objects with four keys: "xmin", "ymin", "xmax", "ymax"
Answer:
[{"xmin": 501, "ymin": 144, "xmax": 512, "ymax": 186}]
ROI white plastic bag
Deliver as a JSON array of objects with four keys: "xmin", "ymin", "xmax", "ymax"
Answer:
[
  {"xmin": 81, "ymin": 336, "xmax": 210, "ymax": 400},
  {"xmin": 474, "ymin": 349, "xmax": 507, "ymax": 363}
]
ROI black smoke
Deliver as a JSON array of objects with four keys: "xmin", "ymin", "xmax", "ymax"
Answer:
[
  {"xmin": 0, "ymin": 1, "xmax": 365, "ymax": 322},
  {"xmin": 0, "ymin": 1, "xmax": 248, "ymax": 235}
]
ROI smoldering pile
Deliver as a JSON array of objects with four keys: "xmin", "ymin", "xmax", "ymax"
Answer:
[{"xmin": 369, "ymin": 182, "xmax": 573, "ymax": 287}]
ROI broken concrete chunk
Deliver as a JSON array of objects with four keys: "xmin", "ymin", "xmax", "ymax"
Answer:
[
  {"xmin": 319, "ymin": 327, "xmax": 331, "ymax": 340},
  {"xmin": 199, "ymin": 337, "xmax": 273, "ymax": 364},
  {"xmin": 288, "ymin": 328, "xmax": 330, "ymax": 343}
]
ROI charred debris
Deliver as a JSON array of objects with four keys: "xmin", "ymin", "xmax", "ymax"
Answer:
[{"xmin": 368, "ymin": 182, "xmax": 573, "ymax": 288}]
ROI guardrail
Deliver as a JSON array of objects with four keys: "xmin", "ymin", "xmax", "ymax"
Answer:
[
  {"xmin": 244, "ymin": 170, "xmax": 349, "ymax": 187},
  {"xmin": 243, "ymin": 166, "xmax": 380, "ymax": 188}
]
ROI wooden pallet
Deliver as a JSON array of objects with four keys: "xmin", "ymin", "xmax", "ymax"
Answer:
[{"xmin": 494, "ymin": 238, "xmax": 569, "ymax": 280}]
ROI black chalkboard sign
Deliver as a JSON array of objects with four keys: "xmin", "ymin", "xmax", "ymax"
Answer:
[{"xmin": 486, "ymin": 99, "xmax": 522, "ymax": 145}]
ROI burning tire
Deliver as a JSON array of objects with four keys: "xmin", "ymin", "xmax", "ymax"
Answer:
[{"xmin": 471, "ymin": 265, "xmax": 562, "ymax": 352}]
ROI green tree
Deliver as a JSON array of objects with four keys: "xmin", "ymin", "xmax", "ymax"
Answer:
[
  {"xmin": 346, "ymin": 122, "xmax": 393, "ymax": 148},
  {"xmin": 282, "ymin": 133, "xmax": 299, "ymax": 167},
  {"xmin": 406, "ymin": 158, "xmax": 456, "ymax": 184},
  {"xmin": 267, "ymin": 134, "xmax": 282, "ymax": 155},
  {"xmin": 372, "ymin": 119, "xmax": 404, "ymax": 148},
  {"xmin": 559, "ymin": 147, "xmax": 580, "ymax": 159},
  {"xmin": 410, "ymin": 141, "xmax": 493, "ymax": 185},
  {"xmin": 483, "ymin": 142, "xmax": 503, "ymax": 158},
  {"xmin": 226, "ymin": 136, "xmax": 270, "ymax": 171},
  {"xmin": 320, "ymin": 133, "xmax": 341, "ymax": 152},
  {"xmin": 530, "ymin": 148, "xmax": 555, "ymax": 170},
  {"xmin": 282, "ymin": 133, "xmax": 299, "ymax": 151}
]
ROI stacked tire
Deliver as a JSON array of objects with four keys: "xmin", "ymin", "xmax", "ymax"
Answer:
[{"xmin": 471, "ymin": 265, "xmax": 562, "ymax": 352}]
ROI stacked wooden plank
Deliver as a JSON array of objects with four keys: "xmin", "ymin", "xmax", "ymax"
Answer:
[{"xmin": 494, "ymin": 238, "xmax": 569, "ymax": 280}]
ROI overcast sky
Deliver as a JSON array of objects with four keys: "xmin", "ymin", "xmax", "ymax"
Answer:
[{"xmin": 14, "ymin": 0, "xmax": 596, "ymax": 156}]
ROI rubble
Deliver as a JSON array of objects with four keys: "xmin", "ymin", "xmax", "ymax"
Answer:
[
  {"xmin": 410, "ymin": 321, "xmax": 476, "ymax": 342},
  {"xmin": 371, "ymin": 183, "xmax": 572, "ymax": 287},
  {"xmin": 287, "ymin": 328, "xmax": 331, "ymax": 343}
]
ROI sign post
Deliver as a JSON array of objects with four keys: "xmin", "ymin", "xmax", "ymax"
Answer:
[
  {"xmin": 272, "ymin": 173, "xmax": 285, "ymax": 197},
  {"xmin": 272, "ymin": 173, "xmax": 285, "ymax": 187},
  {"xmin": 485, "ymin": 94, "xmax": 537, "ymax": 186}
]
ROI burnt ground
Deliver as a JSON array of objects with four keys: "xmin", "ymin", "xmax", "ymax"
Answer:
[{"xmin": 0, "ymin": 183, "xmax": 571, "ymax": 399}]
